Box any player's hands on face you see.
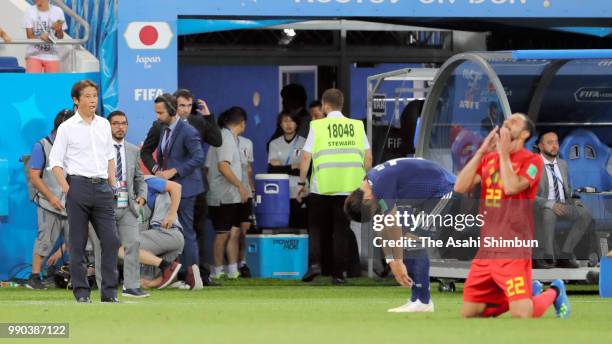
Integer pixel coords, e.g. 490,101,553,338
497,126,511,157
389,260,413,288
478,126,499,155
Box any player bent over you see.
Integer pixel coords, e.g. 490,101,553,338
345,157,458,313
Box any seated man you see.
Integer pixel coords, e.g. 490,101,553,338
534,131,592,269
135,176,185,289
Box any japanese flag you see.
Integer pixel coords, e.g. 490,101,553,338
124,22,173,50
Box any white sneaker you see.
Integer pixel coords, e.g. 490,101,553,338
388,299,434,313
169,281,190,290
227,271,240,279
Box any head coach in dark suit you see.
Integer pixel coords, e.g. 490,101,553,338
152,93,205,289
534,131,592,269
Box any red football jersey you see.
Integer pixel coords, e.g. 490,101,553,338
476,148,543,256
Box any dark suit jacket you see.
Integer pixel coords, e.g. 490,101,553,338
156,119,205,198
141,114,221,174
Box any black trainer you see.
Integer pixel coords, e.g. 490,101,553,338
239,264,252,278
122,288,150,298
26,277,47,290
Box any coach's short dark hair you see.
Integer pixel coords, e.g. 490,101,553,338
173,89,194,101
108,110,127,124
322,89,344,111
218,106,247,127
71,79,99,100
155,93,177,117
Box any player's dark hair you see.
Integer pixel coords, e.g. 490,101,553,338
155,93,177,117
107,110,127,124
518,113,535,140
218,106,247,128
53,109,74,132
276,109,301,129
344,188,366,222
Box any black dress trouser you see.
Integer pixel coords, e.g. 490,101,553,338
307,193,359,278
66,176,120,300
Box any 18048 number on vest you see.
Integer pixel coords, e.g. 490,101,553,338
327,123,355,139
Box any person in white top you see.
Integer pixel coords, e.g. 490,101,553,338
23,0,67,73
267,110,308,228
534,131,591,269
49,79,121,303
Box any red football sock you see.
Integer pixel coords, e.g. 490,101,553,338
532,289,556,318
481,302,509,317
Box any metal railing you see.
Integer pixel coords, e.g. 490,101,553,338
0,0,90,46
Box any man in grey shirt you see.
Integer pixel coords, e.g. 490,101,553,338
206,107,249,279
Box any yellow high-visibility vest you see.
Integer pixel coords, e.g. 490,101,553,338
311,117,365,194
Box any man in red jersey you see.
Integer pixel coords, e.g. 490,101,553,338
454,113,570,319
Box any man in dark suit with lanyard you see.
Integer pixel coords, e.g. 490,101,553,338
141,89,221,286
152,93,206,290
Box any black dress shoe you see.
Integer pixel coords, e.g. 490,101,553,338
332,277,348,285
76,296,92,303
101,297,122,303
557,252,580,268
556,258,580,269
533,259,555,269
202,276,221,287
302,265,321,282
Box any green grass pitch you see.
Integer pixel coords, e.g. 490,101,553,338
0,278,610,343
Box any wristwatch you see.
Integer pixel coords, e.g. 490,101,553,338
297,181,306,186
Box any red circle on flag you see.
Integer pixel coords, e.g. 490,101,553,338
139,25,158,46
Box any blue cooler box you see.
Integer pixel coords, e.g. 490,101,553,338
600,257,612,298
254,174,290,228
246,234,308,279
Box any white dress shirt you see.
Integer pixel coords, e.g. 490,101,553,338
113,139,127,182
303,111,371,195
49,112,115,179
541,154,566,203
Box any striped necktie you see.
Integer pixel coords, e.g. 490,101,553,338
547,163,561,201
114,144,123,182
162,128,171,170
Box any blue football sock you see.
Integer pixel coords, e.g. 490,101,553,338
404,249,430,304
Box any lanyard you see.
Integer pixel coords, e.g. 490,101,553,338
284,136,299,165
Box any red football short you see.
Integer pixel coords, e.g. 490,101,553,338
463,258,532,304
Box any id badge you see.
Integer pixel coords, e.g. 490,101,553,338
117,181,129,208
